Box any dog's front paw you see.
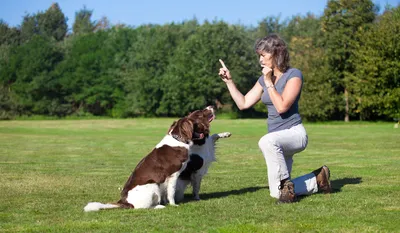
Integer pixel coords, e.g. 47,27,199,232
193,196,201,201
218,132,231,138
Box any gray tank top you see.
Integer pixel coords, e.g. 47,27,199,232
258,68,303,133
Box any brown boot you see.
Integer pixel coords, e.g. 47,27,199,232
278,179,296,203
312,165,332,194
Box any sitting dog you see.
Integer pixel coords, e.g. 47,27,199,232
84,112,214,212
175,106,231,202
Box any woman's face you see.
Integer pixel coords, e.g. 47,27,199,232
258,51,273,69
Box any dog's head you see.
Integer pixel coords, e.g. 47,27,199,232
186,106,215,145
168,107,214,144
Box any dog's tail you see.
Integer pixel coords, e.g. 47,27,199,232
83,202,121,212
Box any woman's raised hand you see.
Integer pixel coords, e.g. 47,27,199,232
218,59,232,83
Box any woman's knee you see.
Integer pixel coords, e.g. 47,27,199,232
258,134,275,151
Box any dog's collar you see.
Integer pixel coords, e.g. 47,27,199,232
171,134,189,144
171,132,205,144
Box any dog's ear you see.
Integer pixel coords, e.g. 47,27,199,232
170,118,194,142
168,121,177,133
180,118,194,140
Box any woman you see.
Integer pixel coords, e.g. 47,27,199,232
218,34,331,203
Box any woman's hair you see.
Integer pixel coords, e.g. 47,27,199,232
254,34,290,72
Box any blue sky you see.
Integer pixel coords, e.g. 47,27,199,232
1,0,399,29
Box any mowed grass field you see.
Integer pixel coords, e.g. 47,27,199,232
0,119,399,232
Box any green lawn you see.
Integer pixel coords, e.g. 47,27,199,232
0,119,399,232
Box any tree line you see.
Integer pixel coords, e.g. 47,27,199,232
0,0,399,121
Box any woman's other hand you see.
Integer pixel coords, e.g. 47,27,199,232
262,66,273,86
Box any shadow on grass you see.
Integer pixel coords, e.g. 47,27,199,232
182,177,362,203
331,177,363,193
182,186,267,203
296,177,363,202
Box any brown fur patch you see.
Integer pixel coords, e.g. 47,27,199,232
119,145,189,203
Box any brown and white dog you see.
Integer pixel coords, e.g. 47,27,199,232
84,113,213,211
175,106,231,202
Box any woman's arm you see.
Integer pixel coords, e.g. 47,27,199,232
226,81,263,110
219,59,262,110
265,77,302,114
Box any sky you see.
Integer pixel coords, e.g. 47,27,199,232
1,0,399,29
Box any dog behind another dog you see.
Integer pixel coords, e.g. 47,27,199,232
175,106,231,202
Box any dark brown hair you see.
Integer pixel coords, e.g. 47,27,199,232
254,34,290,72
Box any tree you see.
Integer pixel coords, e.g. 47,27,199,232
37,3,68,41
0,85,21,119
19,3,67,42
0,20,20,95
158,22,259,116
284,14,338,121
253,16,284,41
99,26,136,117
72,6,95,35
321,0,377,121
55,30,126,116
0,20,20,46
281,13,322,45
94,16,111,31
349,6,400,120
290,37,337,121
20,14,38,42
121,23,192,117
5,35,64,115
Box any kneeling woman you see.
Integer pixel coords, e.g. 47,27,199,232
218,34,331,203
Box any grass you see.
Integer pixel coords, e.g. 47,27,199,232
0,119,399,232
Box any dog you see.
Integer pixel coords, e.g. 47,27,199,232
84,112,213,212
174,106,231,202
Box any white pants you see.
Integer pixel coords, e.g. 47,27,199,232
258,124,318,199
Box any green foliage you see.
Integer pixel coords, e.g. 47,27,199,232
281,13,323,46
73,6,95,35
55,31,119,116
254,15,284,38
0,85,20,119
290,36,338,121
104,27,137,117
19,4,67,42
20,14,38,42
321,0,377,120
0,2,398,121
0,20,20,46
349,6,400,120
37,3,68,41
121,22,197,117
158,22,259,116
5,35,64,116
0,44,14,85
